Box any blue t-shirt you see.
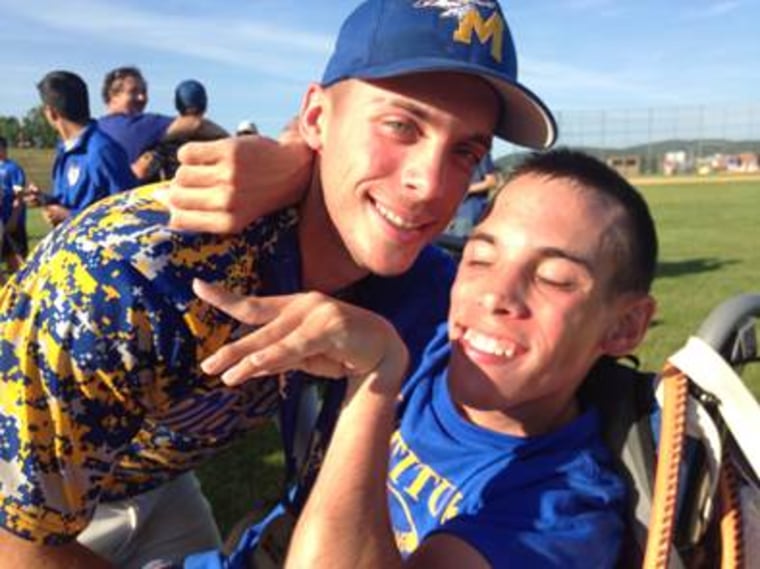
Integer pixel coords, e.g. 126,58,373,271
49,121,137,214
98,112,174,163
389,323,627,568
0,158,26,224
0,185,454,545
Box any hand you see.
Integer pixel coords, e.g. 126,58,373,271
165,132,313,234
193,280,409,391
132,150,161,182
20,184,43,207
41,204,70,227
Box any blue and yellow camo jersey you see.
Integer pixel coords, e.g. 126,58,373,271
0,185,302,544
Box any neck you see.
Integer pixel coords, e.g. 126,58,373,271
58,120,87,145
298,163,368,293
458,396,580,437
447,354,582,437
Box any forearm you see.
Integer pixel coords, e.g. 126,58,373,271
165,116,228,141
0,529,114,569
286,360,406,569
196,119,229,140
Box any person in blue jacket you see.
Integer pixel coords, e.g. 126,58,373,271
0,136,28,272
23,70,137,227
196,149,658,569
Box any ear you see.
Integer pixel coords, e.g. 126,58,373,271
42,105,58,124
601,294,656,357
297,83,329,151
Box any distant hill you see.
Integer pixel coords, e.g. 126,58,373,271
494,138,760,174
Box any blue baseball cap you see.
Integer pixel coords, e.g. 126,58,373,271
321,0,556,149
175,79,208,115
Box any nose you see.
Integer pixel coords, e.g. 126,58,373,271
478,265,529,318
400,142,447,201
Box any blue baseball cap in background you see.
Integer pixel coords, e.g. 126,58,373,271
175,79,208,115
321,0,556,149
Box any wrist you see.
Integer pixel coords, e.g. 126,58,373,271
347,340,408,401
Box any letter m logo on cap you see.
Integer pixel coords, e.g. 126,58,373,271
453,9,504,62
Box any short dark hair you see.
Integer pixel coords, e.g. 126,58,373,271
174,79,207,116
503,148,658,294
37,70,91,124
0,136,7,150
102,66,145,104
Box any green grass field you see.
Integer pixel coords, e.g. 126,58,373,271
9,149,760,535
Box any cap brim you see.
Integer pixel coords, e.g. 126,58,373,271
483,76,557,150
329,58,557,150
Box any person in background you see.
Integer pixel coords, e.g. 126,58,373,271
148,79,226,180
23,70,137,227
175,79,208,118
0,136,28,275
444,152,500,238
236,120,259,136
98,66,227,182
197,149,657,568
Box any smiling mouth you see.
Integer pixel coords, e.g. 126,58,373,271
373,201,425,231
462,328,519,359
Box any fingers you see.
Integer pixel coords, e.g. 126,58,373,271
213,335,347,386
194,279,314,380
168,210,240,234
199,298,320,379
193,285,401,388
172,164,233,197
167,164,246,232
176,139,229,166
192,279,288,324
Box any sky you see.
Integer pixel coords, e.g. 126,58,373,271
1,0,759,155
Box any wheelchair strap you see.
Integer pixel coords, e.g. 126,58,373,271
668,336,760,480
278,374,347,513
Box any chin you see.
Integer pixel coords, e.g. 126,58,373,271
366,251,418,277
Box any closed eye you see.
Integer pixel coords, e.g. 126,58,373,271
536,275,577,291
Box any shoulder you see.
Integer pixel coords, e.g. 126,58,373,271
87,124,128,154
140,112,174,131
98,112,172,132
97,113,128,129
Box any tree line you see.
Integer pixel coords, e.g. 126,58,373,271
0,106,59,148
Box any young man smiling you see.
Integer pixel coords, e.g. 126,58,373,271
0,1,554,567
195,149,658,568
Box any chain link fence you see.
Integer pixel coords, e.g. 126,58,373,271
499,102,760,176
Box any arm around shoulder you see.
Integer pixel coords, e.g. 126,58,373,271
165,115,228,141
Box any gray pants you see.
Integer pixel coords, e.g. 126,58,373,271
77,471,223,568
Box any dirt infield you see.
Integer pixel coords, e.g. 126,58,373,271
629,173,760,186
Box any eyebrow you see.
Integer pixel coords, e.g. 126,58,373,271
467,231,594,272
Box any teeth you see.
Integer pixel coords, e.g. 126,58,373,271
374,202,419,230
463,329,517,358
